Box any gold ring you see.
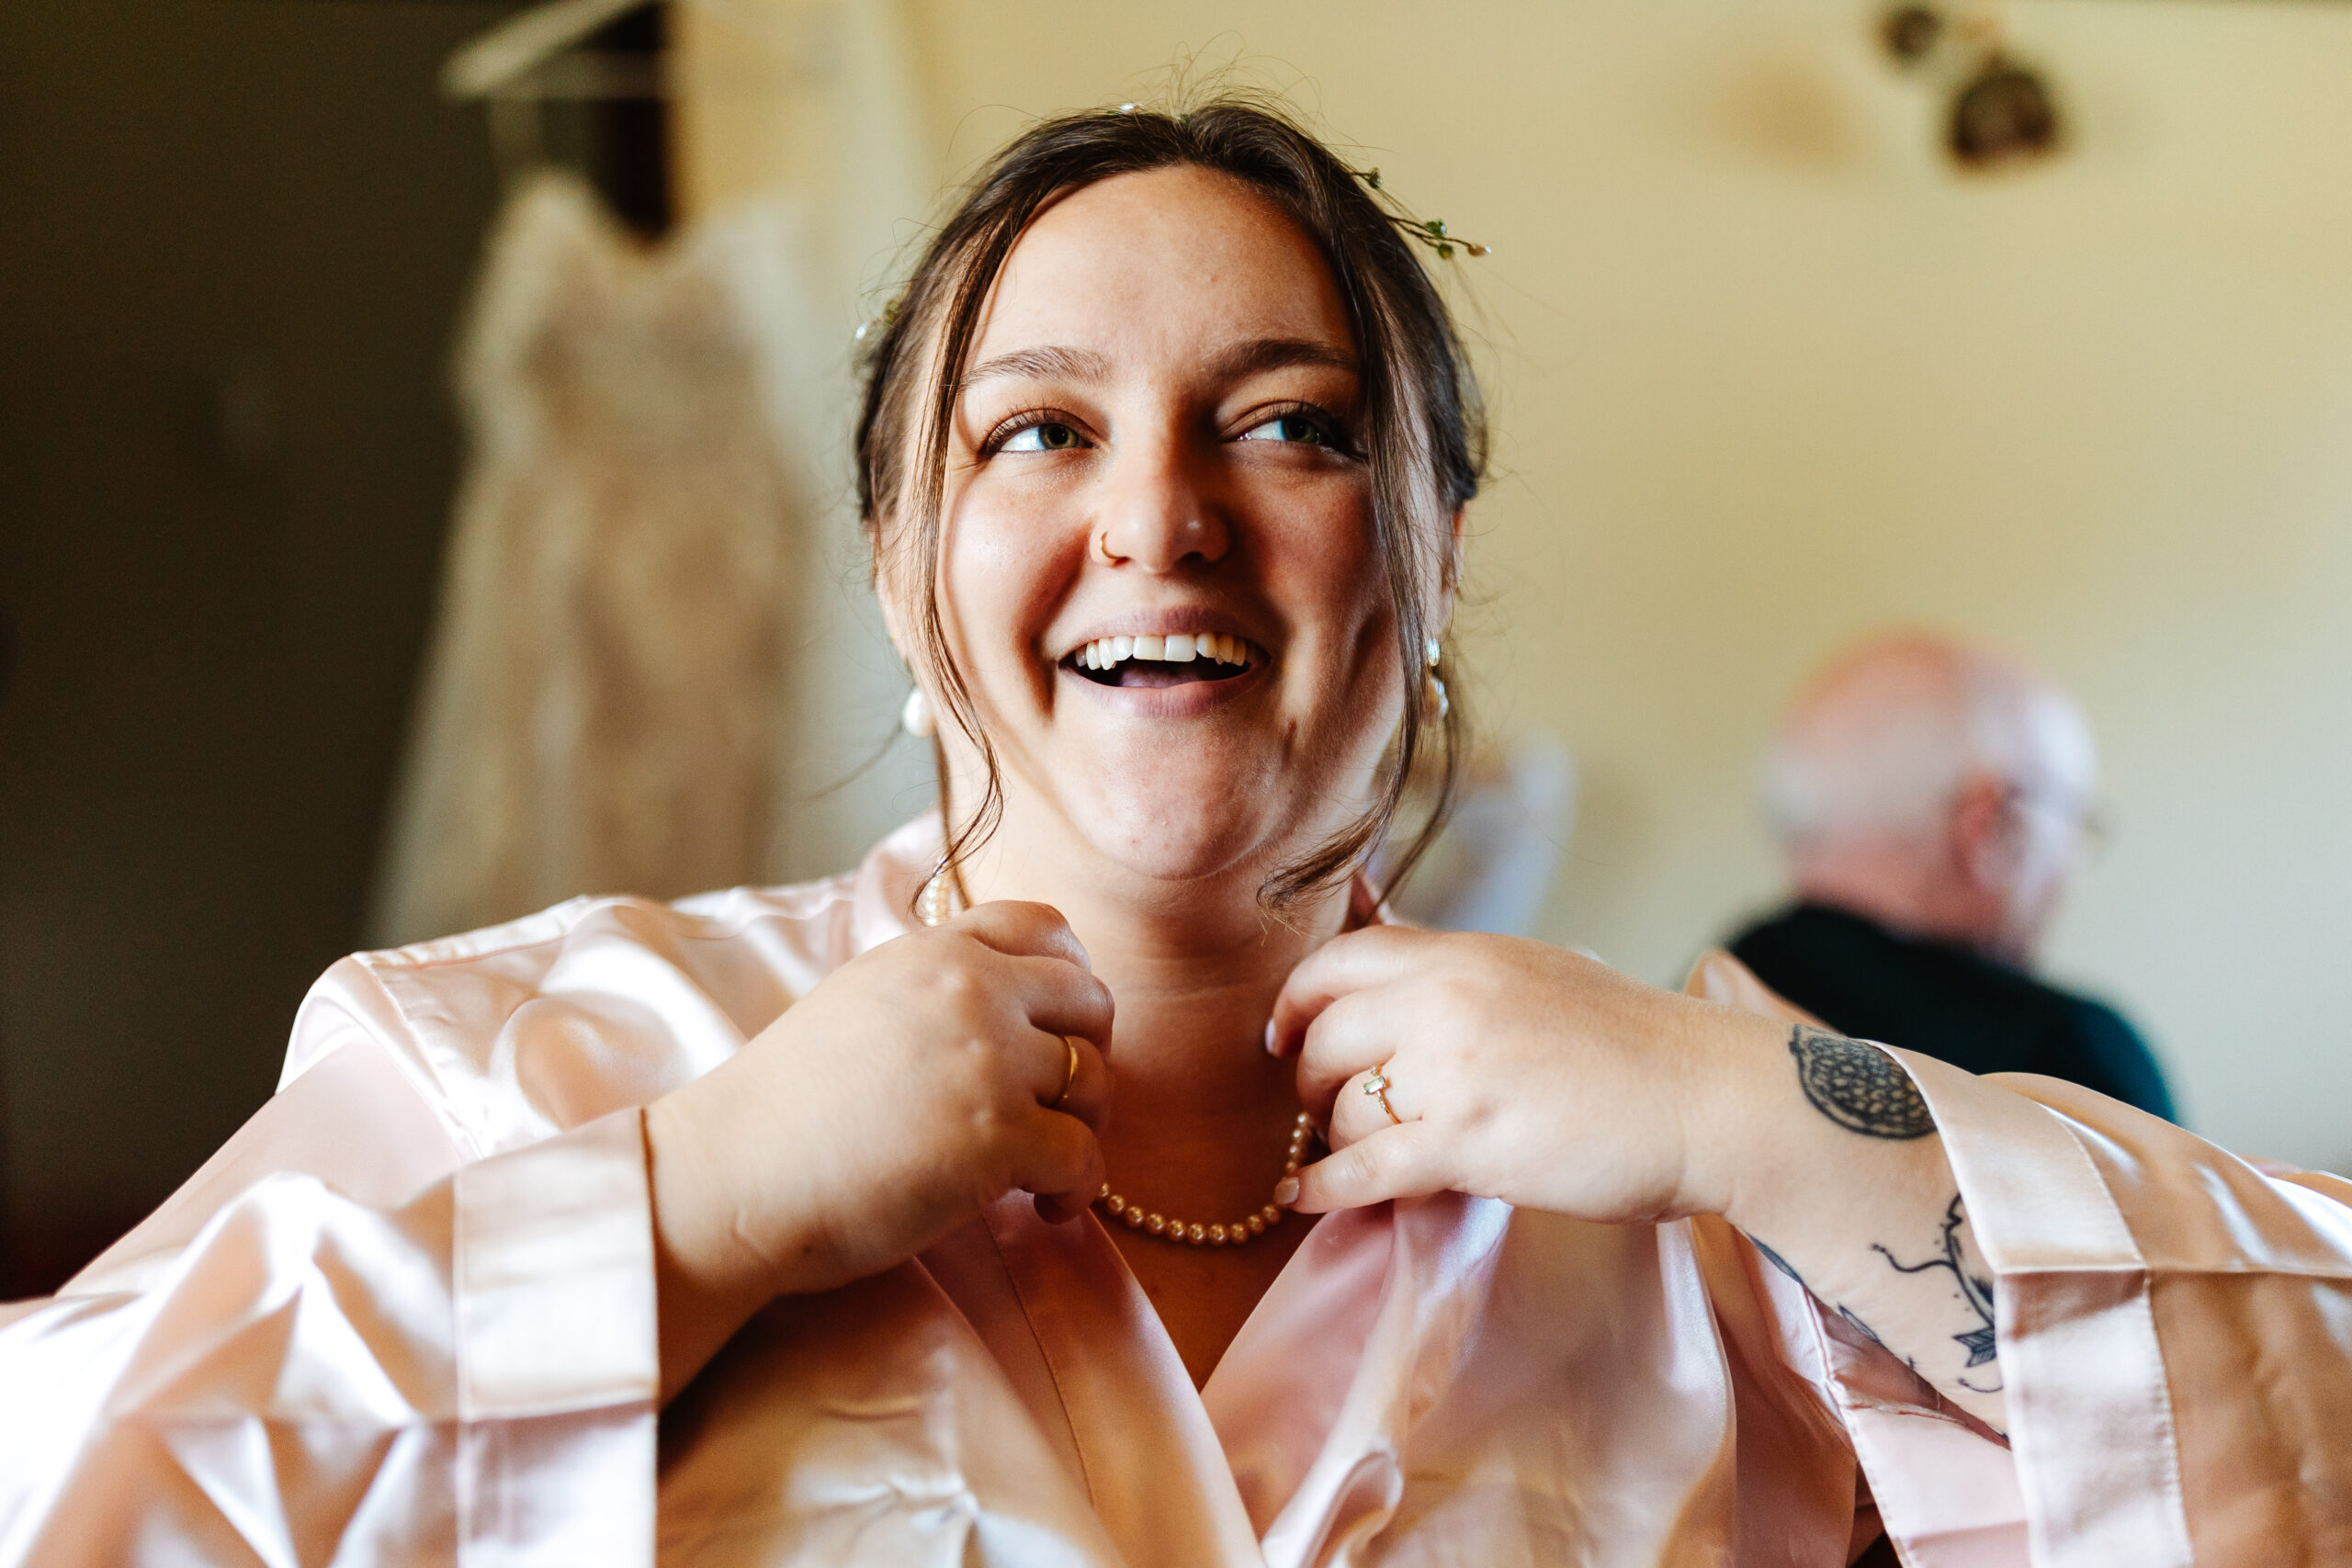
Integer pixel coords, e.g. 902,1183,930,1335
1362,1067,1401,1125
1054,1038,1081,1107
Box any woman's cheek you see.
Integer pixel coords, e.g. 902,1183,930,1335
941,496,1075,692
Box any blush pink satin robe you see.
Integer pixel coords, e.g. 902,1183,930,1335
3,818,2347,1565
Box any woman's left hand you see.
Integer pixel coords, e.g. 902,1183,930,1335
1268,927,1779,1223
1275,926,2011,1433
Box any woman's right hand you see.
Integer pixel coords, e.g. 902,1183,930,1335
644,901,1113,1395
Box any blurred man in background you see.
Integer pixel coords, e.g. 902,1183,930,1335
1728,632,2176,1118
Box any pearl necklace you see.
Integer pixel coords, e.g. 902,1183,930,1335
917,868,1314,1247
1097,1112,1315,1247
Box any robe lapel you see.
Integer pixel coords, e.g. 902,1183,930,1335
975,1197,1269,1567
1209,1194,1510,1565
654,1258,1125,1565
1217,1197,1748,1567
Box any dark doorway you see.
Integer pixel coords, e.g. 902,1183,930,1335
0,0,513,1294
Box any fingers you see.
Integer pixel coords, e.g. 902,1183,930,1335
951,900,1091,969
1269,925,1432,1057
1286,1122,1450,1213
1291,988,1408,1124
996,952,1114,1048
1325,1060,1412,1150
931,904,1114,1051
1012,1108,1105,1225
1043,1032,1112,1134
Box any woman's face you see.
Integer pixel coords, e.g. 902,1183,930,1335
898,164,1422,895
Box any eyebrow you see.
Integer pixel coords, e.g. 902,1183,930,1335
956,336,1359,393
958,345,1113,391
1204,336,1359,381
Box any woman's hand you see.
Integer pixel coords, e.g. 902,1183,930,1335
646,901,1113,1397
1268,927,1779,1223
1271,925,2010,1431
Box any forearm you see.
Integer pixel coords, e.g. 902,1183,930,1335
1702,1023,2007,1432
646,1092,800,1403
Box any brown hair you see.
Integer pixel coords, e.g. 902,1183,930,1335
854,97,1485,911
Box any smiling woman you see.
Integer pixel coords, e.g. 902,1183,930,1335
2,97,2350,1568
854,105,1477,914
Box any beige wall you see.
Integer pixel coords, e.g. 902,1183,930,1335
687,1,2352,1169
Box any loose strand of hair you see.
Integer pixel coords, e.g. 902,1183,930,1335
909,193,1046,912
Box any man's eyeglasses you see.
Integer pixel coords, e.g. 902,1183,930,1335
2002,782,2112,863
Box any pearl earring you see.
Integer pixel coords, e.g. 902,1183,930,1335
1421,638,1450,723
901,686,936,739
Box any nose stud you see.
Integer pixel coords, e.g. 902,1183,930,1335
1094,522,1207,566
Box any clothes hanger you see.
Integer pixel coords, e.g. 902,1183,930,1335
445,0,693,231
442,0,784,102
442,0,797,231
445,0,666,103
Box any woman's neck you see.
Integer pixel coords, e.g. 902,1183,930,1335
956,829,1348,1220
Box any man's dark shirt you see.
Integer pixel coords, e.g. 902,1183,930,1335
1728,902,2176,1121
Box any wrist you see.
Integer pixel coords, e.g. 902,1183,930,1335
647,1090,792,1306
1668,1004,1791,1221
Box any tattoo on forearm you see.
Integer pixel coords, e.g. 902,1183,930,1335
1747,1234,1898,1357
1875,1194,2001,1388
1749,1235,1804,1285
1837,1304,1884,1346
1789,1026,1935,1139
1751,1041,2000,1410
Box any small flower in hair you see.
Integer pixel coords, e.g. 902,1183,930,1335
1351,166,1489,259
1413,218,1491,261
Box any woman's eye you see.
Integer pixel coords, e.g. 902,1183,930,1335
1238,412,1330,446
1000,421,1085,453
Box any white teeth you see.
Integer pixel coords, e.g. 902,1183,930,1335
1073,633,1250,670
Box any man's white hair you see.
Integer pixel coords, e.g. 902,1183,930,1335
1762,633,2095,848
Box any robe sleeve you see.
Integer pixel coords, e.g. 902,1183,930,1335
0,1036,661,1565
1901,1051,2352,1568
1685,949,2352,1568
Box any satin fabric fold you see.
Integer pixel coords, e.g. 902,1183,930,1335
2,819,2346,1564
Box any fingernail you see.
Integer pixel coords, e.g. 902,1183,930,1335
1273,1177,1300,1207
1263,1021,1280,1055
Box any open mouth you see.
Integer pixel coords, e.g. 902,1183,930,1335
1062,632,1260,689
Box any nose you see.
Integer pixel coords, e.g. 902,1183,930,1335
1093,433,1230,572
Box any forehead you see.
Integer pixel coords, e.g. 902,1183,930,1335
971,164,1354,367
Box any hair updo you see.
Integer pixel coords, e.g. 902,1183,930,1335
854,96,1486,910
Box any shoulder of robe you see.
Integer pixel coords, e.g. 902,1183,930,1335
280,873,863,1157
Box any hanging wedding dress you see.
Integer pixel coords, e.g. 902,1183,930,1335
371,175,828,945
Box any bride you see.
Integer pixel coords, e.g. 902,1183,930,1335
3,99,2345,1566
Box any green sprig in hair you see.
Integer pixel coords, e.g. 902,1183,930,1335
1352,168,1491,260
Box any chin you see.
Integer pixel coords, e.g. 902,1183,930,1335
1064,777,1325,893
1082,803,1276,887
